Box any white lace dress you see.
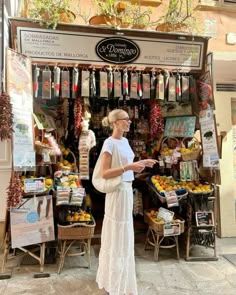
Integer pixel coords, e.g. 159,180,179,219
96,137,137,295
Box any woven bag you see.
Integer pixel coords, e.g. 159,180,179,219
92,143,122,194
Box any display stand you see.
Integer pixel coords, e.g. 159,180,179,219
185,169,218,261
144,226,180,261
57,218,96,274
0,211,12,280
1,193,54,278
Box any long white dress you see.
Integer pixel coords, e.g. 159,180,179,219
96,137,137,295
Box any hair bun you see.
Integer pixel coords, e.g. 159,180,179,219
102,117,109,127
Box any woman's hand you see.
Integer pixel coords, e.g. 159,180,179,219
125,162,145,173
140,159,158,168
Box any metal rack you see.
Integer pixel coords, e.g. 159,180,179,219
185,185,218,261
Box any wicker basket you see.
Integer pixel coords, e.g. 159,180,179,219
144,209,185,234
57,217,96,240
57,149,78,172
181,137,201,161
146,180,188,203
160,137,179,157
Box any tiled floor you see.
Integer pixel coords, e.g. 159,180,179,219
0,234,236,295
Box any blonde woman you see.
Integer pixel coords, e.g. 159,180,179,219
96,109,157,295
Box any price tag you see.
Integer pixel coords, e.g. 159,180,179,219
159,160,164,167
24,178,45,193
195,211,214,227
163,223,181,236
157,207,174,222
164,190,179,208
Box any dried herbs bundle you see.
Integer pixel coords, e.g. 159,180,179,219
0,92,14,141
6,171,22,209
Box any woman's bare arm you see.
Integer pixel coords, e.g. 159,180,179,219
100,152,146,179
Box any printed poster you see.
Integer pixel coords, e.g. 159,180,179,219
6,48,33,112
164,116,196,137
6,48,35,170
13,109,35,169
10,195,55,248
200,109,219,168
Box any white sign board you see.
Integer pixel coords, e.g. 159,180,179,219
10,195,55,248
17,27,205,71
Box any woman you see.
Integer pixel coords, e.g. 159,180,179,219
96,109,157,295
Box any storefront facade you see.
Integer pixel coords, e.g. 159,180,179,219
0,0,236,239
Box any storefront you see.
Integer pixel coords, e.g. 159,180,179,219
0,17,223,270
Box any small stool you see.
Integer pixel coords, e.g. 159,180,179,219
57,221,95,274
57,238,91,274
144,226,180,261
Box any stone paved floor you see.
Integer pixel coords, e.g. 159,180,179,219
0,236,236,295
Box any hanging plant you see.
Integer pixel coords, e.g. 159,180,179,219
0,92,14,141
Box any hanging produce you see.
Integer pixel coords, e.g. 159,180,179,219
6,172,22,209
148,100,164,140
0,92,14,141
72,67,79,99
74,96,82,138
33,65,40,98
53,65,61,97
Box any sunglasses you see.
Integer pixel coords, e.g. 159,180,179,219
116,118,131,122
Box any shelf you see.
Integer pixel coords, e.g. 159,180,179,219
195,1,236,13
130,0,162,7
103,0,162,7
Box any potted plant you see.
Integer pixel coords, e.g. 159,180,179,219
28,0,76,29
89,0,122,27
125,4,152,30
155,0,197,33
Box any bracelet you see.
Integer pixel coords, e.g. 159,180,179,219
121,165,125,173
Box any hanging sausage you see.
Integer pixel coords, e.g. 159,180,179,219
72,67,79,99
53,65,61,98
61,69,70,98
42,67,52,99
33,65,40,99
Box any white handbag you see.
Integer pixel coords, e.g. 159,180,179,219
92,143,122,194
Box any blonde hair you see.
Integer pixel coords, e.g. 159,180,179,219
102,109,126,128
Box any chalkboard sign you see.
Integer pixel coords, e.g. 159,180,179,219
195,211,214,227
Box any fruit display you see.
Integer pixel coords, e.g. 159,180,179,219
144,208,185,234
150,175,186,195
57,145,77,171
145,209,182,224
179,146,198,155
160,137,179,156
54,171,81,188
179,137,201,161
65,209,92,223
150,175,212,194
160,146,174,156
20,175,53,192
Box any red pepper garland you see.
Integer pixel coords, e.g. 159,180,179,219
6,172,22,209
0,92,14,141
74,96,82,139
148,100,164,140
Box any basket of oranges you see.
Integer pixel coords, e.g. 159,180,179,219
148,175,188,203
57,213,96,240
